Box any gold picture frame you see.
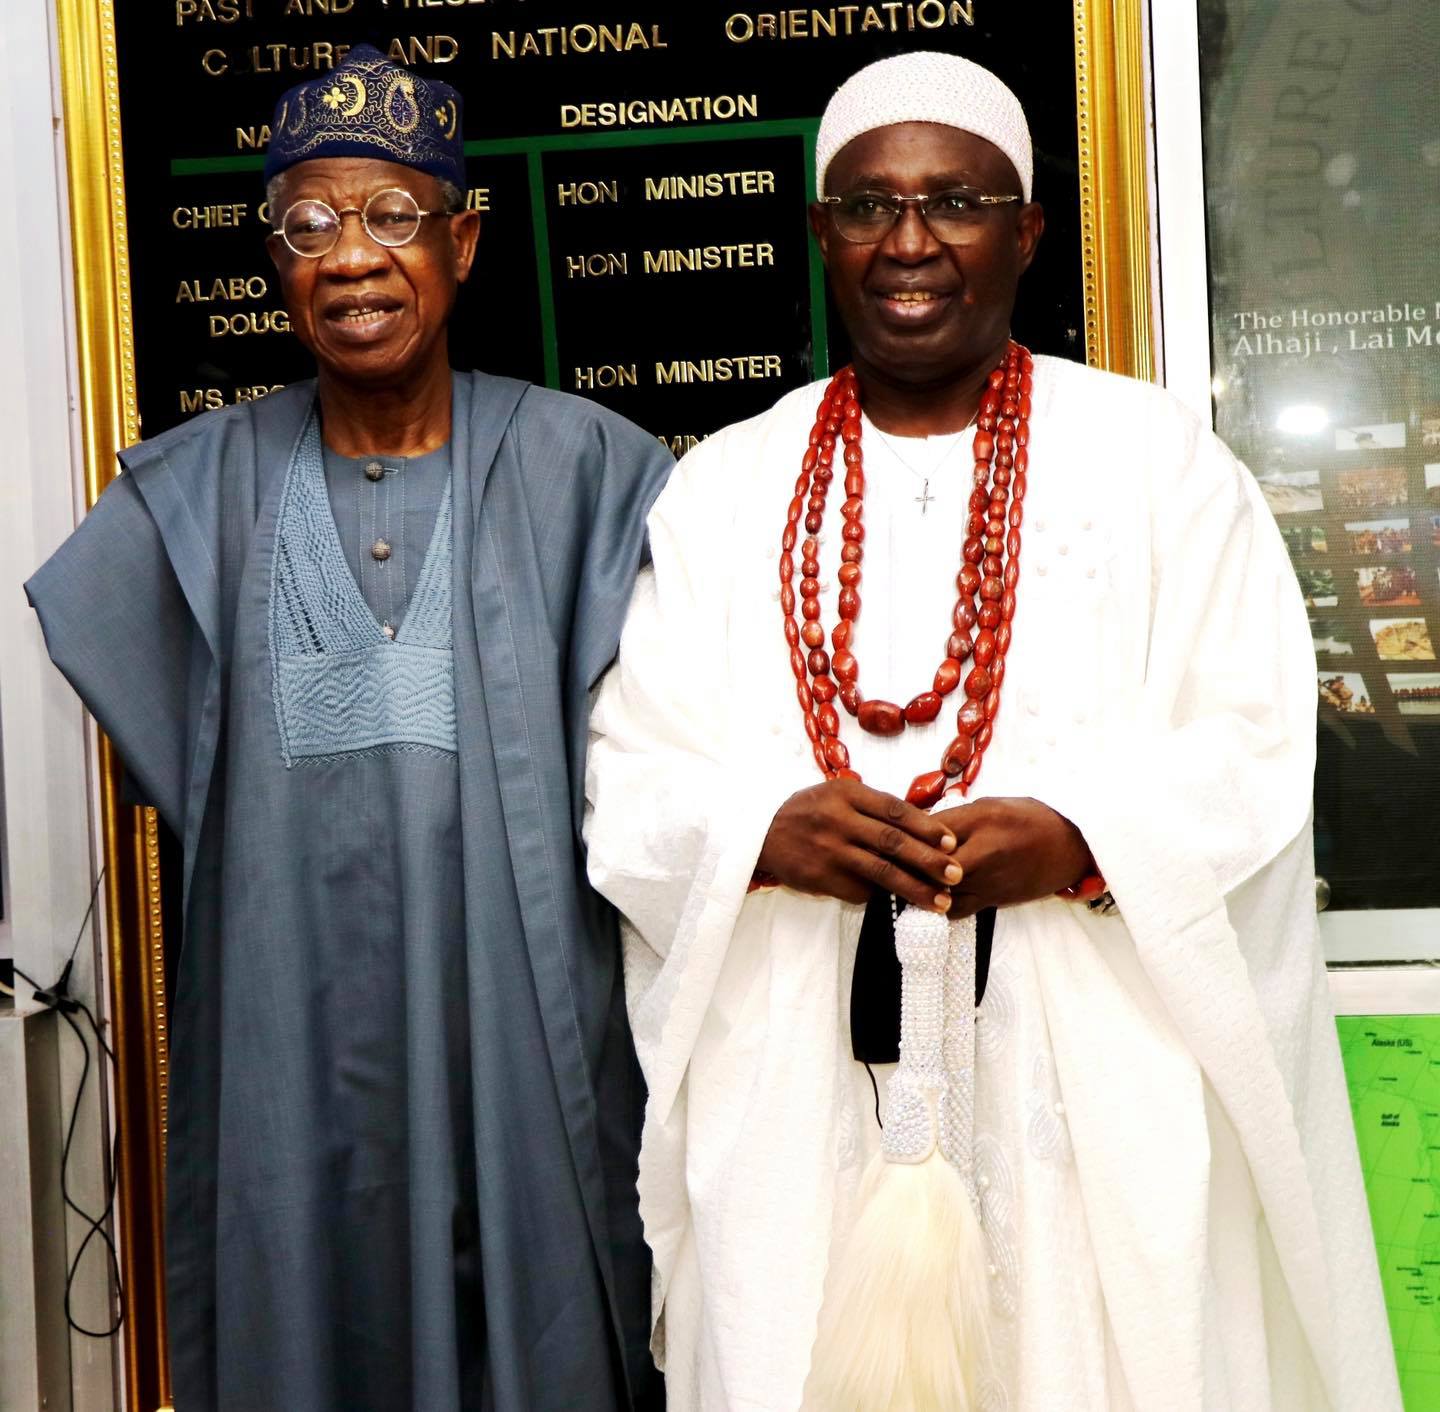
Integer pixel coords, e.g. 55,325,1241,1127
53,1,172,1410
51,3,1152,1408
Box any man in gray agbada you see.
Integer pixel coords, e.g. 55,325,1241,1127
27,46,670,1411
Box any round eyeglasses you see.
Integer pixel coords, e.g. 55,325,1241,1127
819,187,1021,245
272,188,452,258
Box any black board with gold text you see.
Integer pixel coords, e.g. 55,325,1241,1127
117,2,1085,452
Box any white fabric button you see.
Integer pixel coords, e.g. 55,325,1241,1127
1054,1101,1066,1116
1057,543,1069,556
978,1174,991,1190
987,1264,999,1279
1034,518,1046,532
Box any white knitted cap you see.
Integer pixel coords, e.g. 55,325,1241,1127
815,52,1033,201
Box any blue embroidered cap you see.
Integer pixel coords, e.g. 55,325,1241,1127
264,45,464,190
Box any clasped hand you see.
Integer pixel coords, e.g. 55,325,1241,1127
755,780,1093,916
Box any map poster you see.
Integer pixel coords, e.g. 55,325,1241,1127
1338,1012,1440,1407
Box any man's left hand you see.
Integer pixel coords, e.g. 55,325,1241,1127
930,797,1095,917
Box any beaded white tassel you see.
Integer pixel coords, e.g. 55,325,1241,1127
803,903,989,1411
940,908,979,1195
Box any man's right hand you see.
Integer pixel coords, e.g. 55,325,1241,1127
754,779,960,912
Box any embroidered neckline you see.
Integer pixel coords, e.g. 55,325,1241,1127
299,417,453,647
269,409,457,767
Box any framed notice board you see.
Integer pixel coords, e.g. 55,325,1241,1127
53,3,1152,1407
113,1,1149,446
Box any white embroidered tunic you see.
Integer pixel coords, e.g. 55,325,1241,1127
584,357,1401,1412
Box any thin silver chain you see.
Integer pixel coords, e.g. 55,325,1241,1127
867,414,976,515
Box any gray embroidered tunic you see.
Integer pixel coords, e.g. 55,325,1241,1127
26,374,673,1412
274,419,456,765
243,410,472,1402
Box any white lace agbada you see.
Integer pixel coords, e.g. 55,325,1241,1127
585,357,1399,1412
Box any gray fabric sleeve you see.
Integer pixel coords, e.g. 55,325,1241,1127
571,408,675,695
25,471,195,831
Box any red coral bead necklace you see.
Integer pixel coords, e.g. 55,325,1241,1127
778,340,1033,811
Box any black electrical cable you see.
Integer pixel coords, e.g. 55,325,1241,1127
62,866,106,978
12,863,124,1340
864,1060,883,1130
74,996,116,1066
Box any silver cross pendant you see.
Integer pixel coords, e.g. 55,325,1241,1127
915,479,934,515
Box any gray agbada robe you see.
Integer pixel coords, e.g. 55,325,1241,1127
27,372,672,1411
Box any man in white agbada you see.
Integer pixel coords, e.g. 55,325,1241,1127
585,52,1400,1412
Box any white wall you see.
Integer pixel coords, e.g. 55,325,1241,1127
0,0,118,1403
1150,0,1213,419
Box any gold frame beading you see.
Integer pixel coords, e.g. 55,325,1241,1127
50,3,1150,1409
1075,0,1155,378
53,1,172,1409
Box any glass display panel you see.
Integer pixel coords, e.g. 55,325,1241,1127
1200,0,1440,915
